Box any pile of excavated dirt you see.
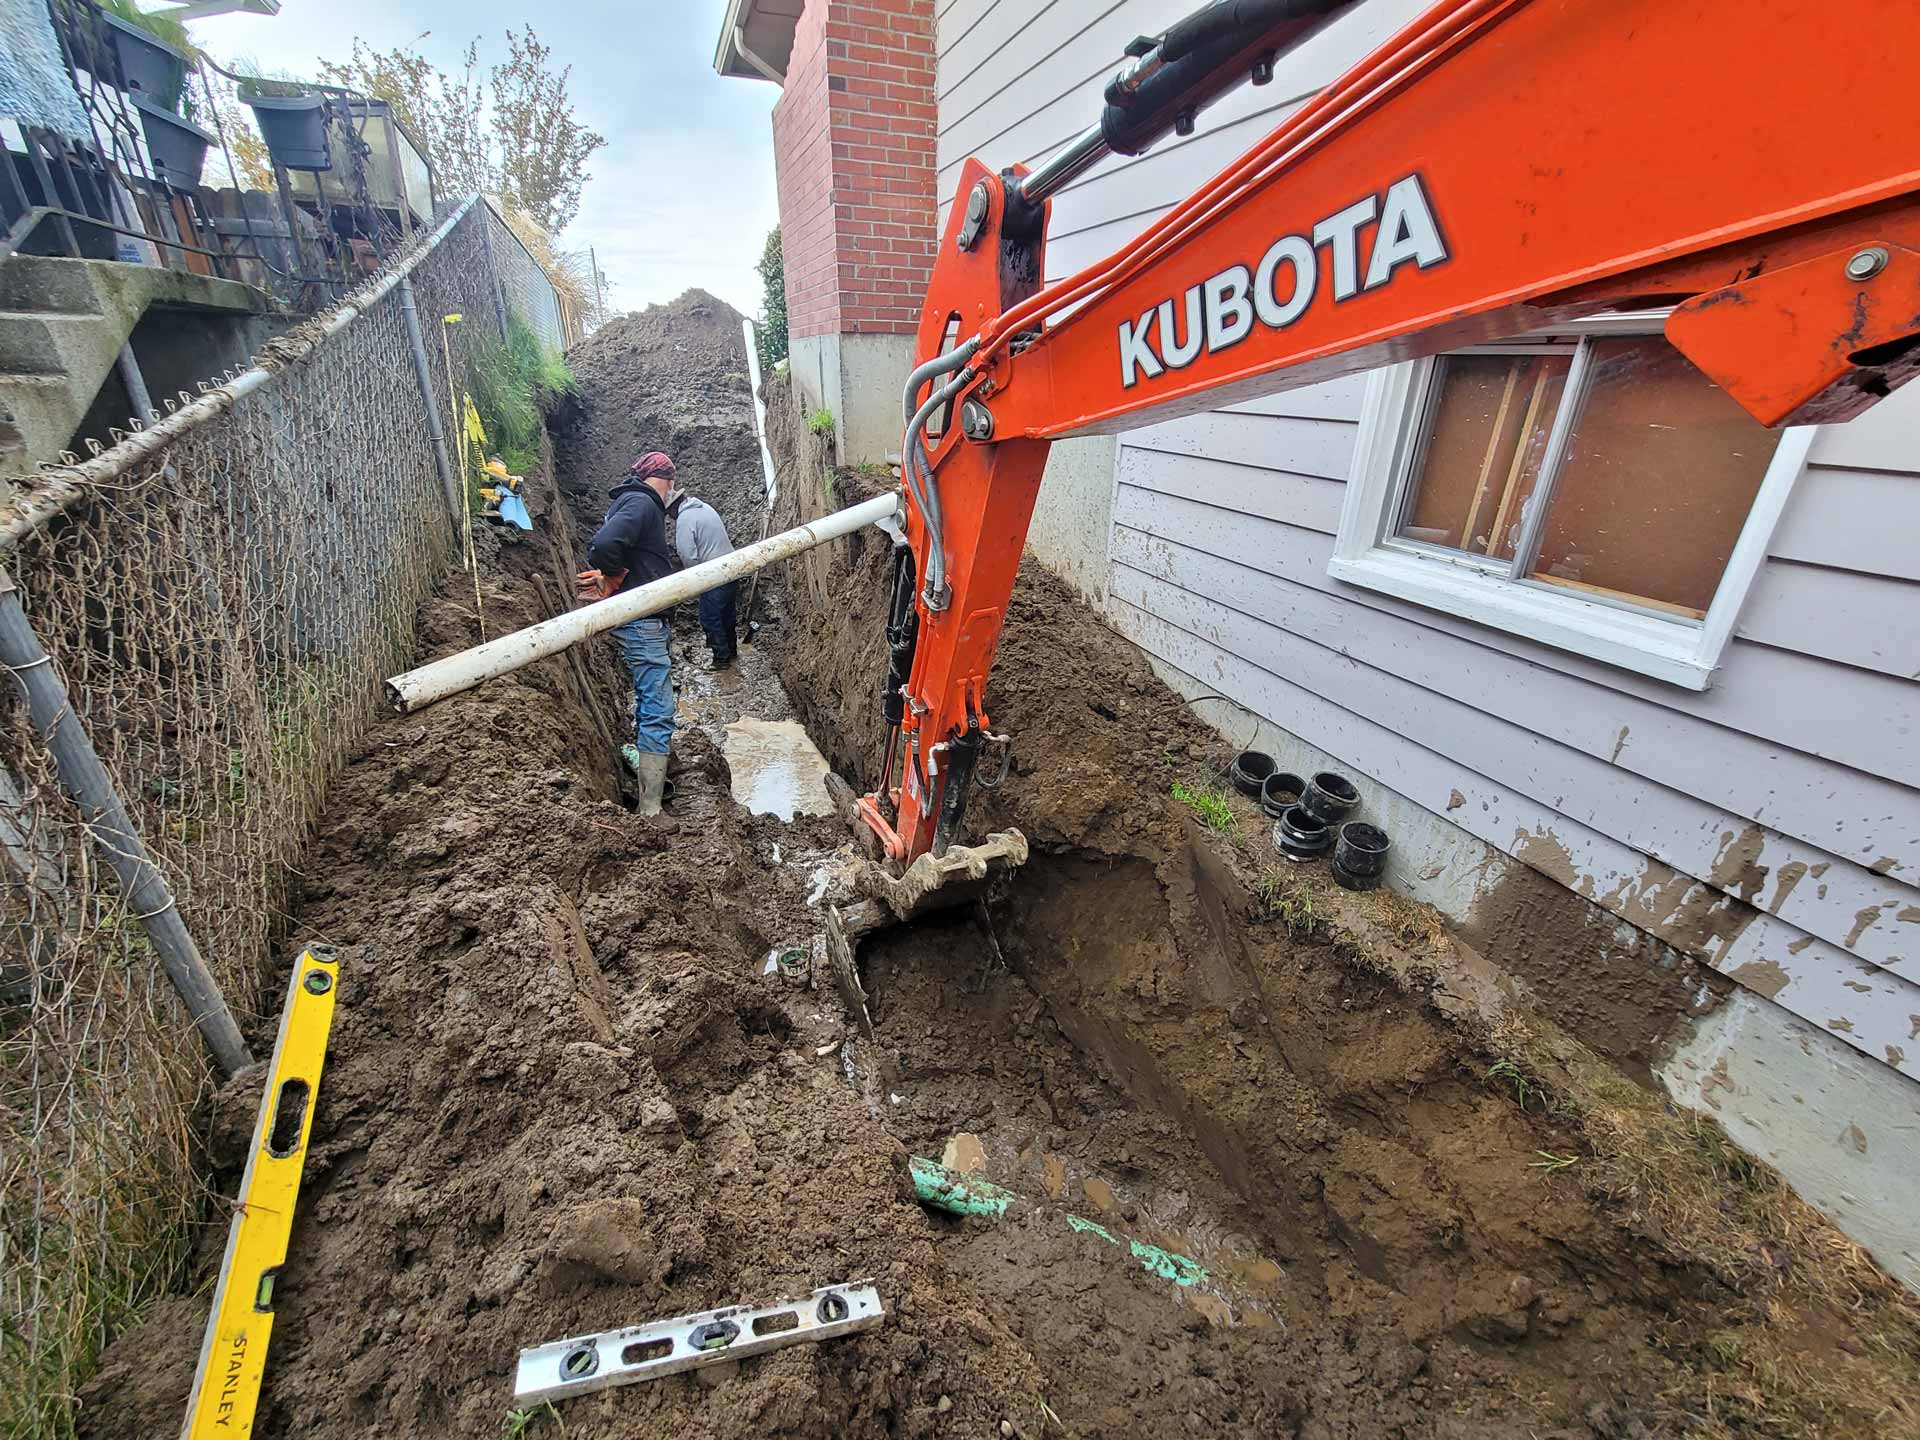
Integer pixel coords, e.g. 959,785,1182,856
552,290,767,553
77,462,1056,1439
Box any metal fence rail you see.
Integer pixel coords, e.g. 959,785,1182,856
0,191,557,1437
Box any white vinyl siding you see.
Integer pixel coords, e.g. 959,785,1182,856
936,0,1920,1079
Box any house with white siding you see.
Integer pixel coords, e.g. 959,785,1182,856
718,0,1920,1289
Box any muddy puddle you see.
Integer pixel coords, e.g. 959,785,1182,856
722,718,835,820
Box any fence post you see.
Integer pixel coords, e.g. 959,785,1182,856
0,567,252,1075
398,275,465,540
475,202,512,339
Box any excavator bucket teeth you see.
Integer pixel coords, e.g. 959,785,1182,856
821,830,1029,1038
865,829,1028,924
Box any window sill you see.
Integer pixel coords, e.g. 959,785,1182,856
1327,546,1717,689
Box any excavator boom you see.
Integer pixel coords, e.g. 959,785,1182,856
858,0,1920,867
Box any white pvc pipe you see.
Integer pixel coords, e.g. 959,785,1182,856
741,316,778,502
385,490,902,713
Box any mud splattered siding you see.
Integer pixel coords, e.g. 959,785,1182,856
933,0,1918,1079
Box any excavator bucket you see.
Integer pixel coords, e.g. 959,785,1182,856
820,830,1027,1036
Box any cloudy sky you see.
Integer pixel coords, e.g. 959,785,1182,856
190,1,782,317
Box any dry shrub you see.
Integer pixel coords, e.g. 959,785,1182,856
501,205,599,328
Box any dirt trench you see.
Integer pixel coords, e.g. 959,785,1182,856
77,316,1917,1440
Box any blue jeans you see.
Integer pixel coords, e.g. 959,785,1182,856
698,580,738,662
610,616,674,754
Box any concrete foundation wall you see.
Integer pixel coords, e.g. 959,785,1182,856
836,332,917,467
1661,993,1920,1293
788,333,833,425
789,330,917,467
1028,436,1119,605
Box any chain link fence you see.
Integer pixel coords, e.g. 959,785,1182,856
0,193,557,1437
483,200,575,352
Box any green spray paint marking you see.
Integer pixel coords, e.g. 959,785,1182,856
912,1158,1209,1288
1066,1214,1209,1287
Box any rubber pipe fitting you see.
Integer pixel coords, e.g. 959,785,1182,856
1272,804,1331,862
1259,771,1305,820
1302,771,1359,823
1332,821,1390,891
1230,750,1276,798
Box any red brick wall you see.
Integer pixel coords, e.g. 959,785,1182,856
772,1,836,339
771,0,938,340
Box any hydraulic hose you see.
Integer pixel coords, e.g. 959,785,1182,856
902,366,979,605
897,341,980,605
1099,0,1358,158
980,0,1511,356
903,339,979,422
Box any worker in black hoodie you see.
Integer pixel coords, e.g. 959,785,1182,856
577,451,677,815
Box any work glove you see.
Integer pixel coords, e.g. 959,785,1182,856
575,568,626,603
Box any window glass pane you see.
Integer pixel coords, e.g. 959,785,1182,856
1527,337,1782,618
1397,354,1570,558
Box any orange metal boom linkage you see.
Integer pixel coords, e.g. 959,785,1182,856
857,0,1920,865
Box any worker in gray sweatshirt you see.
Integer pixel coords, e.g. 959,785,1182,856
665,488,739,668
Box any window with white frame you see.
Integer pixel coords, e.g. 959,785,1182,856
1329,314,1813,689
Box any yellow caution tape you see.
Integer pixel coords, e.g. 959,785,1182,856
463,394,488,449
180,946,340,1440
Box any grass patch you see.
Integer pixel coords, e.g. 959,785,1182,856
502,1403,564,1437
1484,1057,1539,1110
806,406,835,438
1171,779,1234,832
1252,867,1321,938
467,316,576,478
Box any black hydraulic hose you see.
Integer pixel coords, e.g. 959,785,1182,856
876,544,919,806
1101,0,1361,157
1161,0,1343,60
883,546,919,730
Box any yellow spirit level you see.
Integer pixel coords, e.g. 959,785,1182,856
180,945,340,1439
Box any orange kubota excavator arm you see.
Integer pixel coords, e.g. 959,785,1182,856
857,0,1920,866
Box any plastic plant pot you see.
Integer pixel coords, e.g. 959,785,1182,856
97,12,188,108
1258,771,1305,820
1332,822,1390,892
1272,804,1330,862
1229,750,1276,798
1301,771,1359,823
131,97,214,188
245,93,332,171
